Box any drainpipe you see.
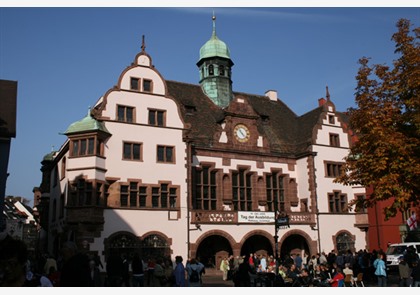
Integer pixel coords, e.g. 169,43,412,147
186,140,192,258
311,152,322,254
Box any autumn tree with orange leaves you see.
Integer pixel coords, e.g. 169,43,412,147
335,19,420,220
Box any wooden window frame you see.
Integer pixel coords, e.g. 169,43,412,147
143,79,153,92
328,191,348,213
70,136,100,157
325,161,344,178
123,141,143,161
117,104,135,123
329,133,340,147
157,145,175,163
266,172,285,212
232,169,253,211
130,77,140,91
148,109,166,127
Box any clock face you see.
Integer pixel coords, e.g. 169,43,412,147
234,124,250,143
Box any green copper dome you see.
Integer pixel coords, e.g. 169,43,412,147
199,16,231,60
63,108,110,135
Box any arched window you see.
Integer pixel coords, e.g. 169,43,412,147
142,234,170,258
336,232,355,253
209,65,214,76
219,65,225,76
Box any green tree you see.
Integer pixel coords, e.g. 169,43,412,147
335,19,420,219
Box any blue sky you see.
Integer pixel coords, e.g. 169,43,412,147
1,6,419,205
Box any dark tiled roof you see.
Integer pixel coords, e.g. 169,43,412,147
166,80,326,156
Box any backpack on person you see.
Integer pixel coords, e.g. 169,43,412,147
189,268,200,282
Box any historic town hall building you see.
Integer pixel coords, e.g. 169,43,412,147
37,17,368,268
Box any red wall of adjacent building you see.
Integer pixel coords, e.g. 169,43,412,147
367,186,404,251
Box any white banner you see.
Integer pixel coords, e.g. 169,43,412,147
238,211,275,223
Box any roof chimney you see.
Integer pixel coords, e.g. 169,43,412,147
265,90,277,101
318,98,327,106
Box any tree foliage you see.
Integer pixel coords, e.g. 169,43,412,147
335,19,420,220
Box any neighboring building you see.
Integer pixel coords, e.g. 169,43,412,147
2,196,39,252
0,79,17,236
38,17,369,268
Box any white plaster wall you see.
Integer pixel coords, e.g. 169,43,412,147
103,91,183,128
315,124,350,149
296,157,310,200
103,122,186,184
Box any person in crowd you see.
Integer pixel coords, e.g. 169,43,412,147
296,267,313,287
121,253,130,287
88,259,102,287
162,257,174,287
186,257,205,287
233,259,251,287
0,235,28,287
173,255,186,287
294,253,303,270
59,241,91,287
328,266,344,287
411,261,420,287
106,251,124,287
343,262,354,277
373,252,387,287
285,263,300,285
43,253,57,278
131,252,144,287
150,256,165,287
220,257,230,281
398,257,411,287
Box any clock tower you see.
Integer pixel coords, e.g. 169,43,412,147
197,14,234,108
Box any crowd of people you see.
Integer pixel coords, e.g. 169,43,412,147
1,233,420,287
224,248,420,287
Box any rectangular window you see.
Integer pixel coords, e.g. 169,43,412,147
329,133,340,147
169,188,177,208
232,169,253,211
120,185,128,207
139,186,147,207
266,172,285,212
143,79,152,92
129,182,138,207
148,109,166,126
193,166,217,210
71,137,97,157
123,142,142,161
325,162,344,178
328,115,335,124
157,145,174,163
117,105,134,123
328,191,348,213
130,77,140,90
152,187,160,208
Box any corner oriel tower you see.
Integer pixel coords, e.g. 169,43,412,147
197,14,234,108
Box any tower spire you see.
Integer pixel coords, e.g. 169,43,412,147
141,35,146,53
326,85,330,101
212,11,216,37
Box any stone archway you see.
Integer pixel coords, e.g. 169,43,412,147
192,230,236,268
278,229,317,260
